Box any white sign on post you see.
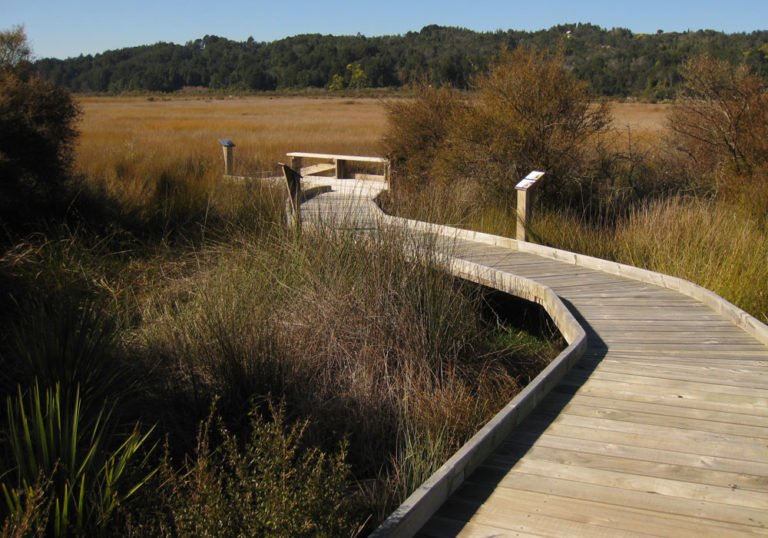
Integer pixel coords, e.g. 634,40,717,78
515,170,545,190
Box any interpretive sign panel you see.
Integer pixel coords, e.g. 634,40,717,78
515,170,545,190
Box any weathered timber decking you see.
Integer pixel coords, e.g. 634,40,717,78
296,179,768,537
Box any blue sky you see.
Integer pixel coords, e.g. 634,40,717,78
4,0,767,60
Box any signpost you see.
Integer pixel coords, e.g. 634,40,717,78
219,139,235,176
515,171,545,242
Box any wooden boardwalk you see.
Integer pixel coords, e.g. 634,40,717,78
297,180,768,537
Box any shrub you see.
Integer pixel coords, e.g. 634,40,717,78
439,47,612,208
668,53,768,195
383,48,621,217
0,26,81,233
382,82,467,195
145,402,359,537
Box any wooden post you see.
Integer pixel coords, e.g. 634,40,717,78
280,162,302,231
219,139,235,175
384,159,391,186
290,155,303,176
516,188,533,242
515,171,545,242
334,158,346,179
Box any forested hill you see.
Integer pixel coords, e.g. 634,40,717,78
34,23,768,98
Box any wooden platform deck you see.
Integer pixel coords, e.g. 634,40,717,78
297,181,768,537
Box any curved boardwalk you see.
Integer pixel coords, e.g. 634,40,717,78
298,180,768,537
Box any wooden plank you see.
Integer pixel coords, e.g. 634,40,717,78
501,429,768,478
545,391,768,428
591,359,768,387
580,370,768,398
575,312,727,321
586,324,746,336
539,400,768,439
498,439,768,492
602,343,767,352
558,297,707,308
464,469,768,529
449,483,762,537
300,162,336,175
418,515,542,538
582,350,768,362
555,377,768,414
286,151,388,163
435,496,658,537
490,458,768,509
595,334,759,345
517,417,768,461
571,305,725,315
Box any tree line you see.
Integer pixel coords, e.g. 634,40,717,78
34,23,768,98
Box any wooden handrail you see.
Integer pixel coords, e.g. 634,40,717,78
286,151,388,163
286,152,390,183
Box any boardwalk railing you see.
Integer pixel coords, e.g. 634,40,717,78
286,152,390,183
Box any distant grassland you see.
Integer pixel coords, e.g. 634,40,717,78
76,96,668,173
76,96,389,178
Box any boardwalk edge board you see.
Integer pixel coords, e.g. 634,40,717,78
371,217,588,538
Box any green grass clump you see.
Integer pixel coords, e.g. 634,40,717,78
3,382,156,536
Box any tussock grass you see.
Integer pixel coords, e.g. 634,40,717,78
529,198,768,321
75,96,387,179
133,226,559,523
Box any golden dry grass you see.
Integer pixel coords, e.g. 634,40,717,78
76,96,389,178
75,97,667,177
610,102,669,133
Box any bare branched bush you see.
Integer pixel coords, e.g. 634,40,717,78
669,54,768,195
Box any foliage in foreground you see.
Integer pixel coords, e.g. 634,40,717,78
133,403,359,537
2,383,156,536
